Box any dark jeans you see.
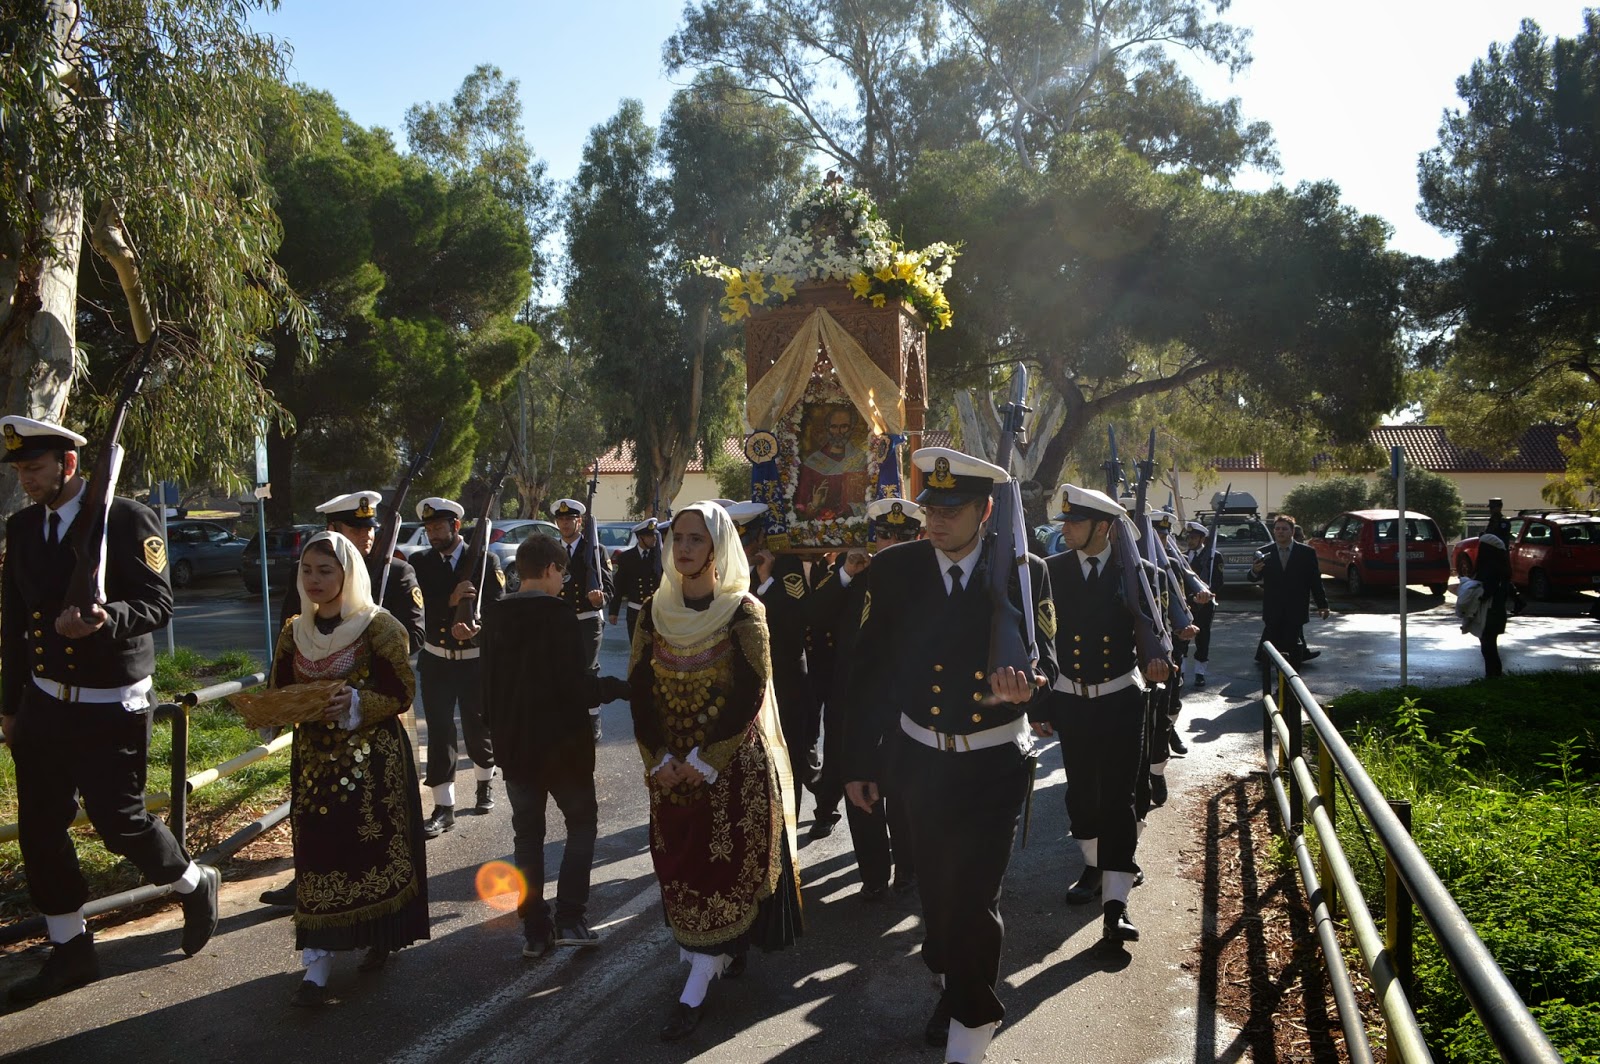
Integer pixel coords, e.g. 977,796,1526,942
898,732,1031,1028
13,689,189,914
507,770,599,934
1481,633,1503,678
1052,686,1146,872
418,653,493,789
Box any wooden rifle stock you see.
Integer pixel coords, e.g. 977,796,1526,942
373,418,444,601
451,445,515,627
66,335,162,611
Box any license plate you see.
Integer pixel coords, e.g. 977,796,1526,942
1406,551,1424,559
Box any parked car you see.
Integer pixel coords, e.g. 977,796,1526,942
240,524,323,594
1311,509,1451,596
1452,510,1600,600
596,520,636,561
165,519,249,588
487,519,560,590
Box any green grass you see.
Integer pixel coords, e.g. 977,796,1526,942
1,649,288,924
1324,674,1600,1062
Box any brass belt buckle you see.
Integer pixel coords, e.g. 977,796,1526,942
943,732,956,752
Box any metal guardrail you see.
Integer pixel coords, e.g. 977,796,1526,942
0,671,293,944
1259,643,1563,1064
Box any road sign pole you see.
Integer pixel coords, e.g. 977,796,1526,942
1393,445,1407,687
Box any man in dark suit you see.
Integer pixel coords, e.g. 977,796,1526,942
0,415,219,1003
1183,521,1220,688
551,498,613,742
607,517,662,644
844,447,1058,1064
1042,485,1171,945
1250,512,1329,670
277,490,424,650
413,496,505,837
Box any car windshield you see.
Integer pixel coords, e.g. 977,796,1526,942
1375,518,1440,543
1559,522,1599,545
597,526,632,547
1216,517,1269,542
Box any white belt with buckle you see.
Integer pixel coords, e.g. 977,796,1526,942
575,610,602,621
1056,668,1143,699
626,602,643,612
423,644,480,661
33,674,153,708
900,713,1029,754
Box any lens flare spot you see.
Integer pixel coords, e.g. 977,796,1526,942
474,860,526,912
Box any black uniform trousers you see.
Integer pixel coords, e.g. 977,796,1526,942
898,732,1031,1028
13,688,189,914
622,605,641,646
1191,601,1214,662
577,615,604,674
845,789,914,890
812,692,846,820
418,653,493,788
1052,685,1145,873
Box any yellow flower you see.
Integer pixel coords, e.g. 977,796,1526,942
848,272,872,298
725,275,748,301
870,293,887,308
772,275,796,300
873,265,895,284
893,253,918,281
745,274,767,305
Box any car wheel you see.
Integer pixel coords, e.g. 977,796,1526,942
171,559,193,589
1530,568,1552,602
1455,554,1474,578
1428,583,1447,596
1347,566,1364,596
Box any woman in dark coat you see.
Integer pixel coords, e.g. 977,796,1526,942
1473,534,1520,678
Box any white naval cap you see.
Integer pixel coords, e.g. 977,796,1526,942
723,501,769,526
316,490,382,527
631,517,661,534
1056,484,1126,521
867,497,924,523
551,498,587,518
1185,520,1209,536
912,446,1008,506
417,497,465,520
0,415,87,461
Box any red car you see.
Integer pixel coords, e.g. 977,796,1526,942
1452,510,1600,600
1312,510,1451,596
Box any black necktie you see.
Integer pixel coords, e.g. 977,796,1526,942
947,563,963,596
47,512,60,548
1086,555,1100,588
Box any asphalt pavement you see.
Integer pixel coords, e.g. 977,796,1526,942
2,578,1595,1062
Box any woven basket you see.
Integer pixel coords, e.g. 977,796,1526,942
228,681,346,728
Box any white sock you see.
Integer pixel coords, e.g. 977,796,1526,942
1077,837,1098,868
45,910,86,944
1137,817,1148,839
301,948,334,986
171,861,203,894
432,783,455,808
946,1019,997,1063
1150,761,1167,776
473,765,494,783
589,707,601,717
1195,660,1207,677
1103,870,1137,905
678,950,729,1007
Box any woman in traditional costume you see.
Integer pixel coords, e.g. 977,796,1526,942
629,502,803,1042
273,531,428,1005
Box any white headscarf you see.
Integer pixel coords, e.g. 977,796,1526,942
651,501,752,649
292,530,384,661
1479,534,1506,551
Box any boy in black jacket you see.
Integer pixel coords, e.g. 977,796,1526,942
482,535,629,958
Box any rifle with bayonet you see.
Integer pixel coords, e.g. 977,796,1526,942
1103,426,1124,500
453,445,515,628
66,334,163,611
373,418,444,602
986,364,1036,677
1133,428,1156,519
582,458,603,604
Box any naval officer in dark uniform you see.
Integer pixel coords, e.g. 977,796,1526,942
1041,485,1171,945
1183,520,1220,689
608,516,662,643
412,496,505,837
551,498,613,741
1,415,219,1003
277,490,424,651
844,447,1058,1064
727,500,818,817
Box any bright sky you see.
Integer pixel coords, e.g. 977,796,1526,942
257,0,1594,261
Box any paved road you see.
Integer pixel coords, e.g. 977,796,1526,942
2,580,1595,1061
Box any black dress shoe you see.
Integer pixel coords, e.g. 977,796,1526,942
892,872,918,895
421,806,455,840
806,816,837,840
1302,648,1321,661
924,996,951,1047
1168,727,1188,755
1150,775,1168,807
357,946,389,972
590,715,604,743
1192,673,1206,689
1065,866,1101,905
660,1001,703,1042
290,979,329,1007
1134,866,1145,888
1102,901,1140,943
475,780,496,813
857,883,889,903
725,954,747,979
7,932,100,1003
259,880,296,907
181,865,221,956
